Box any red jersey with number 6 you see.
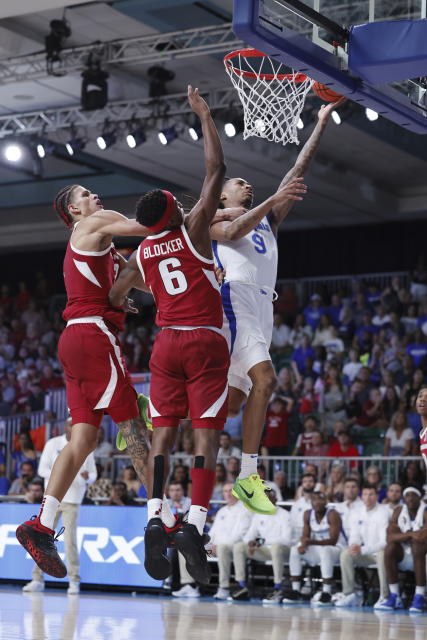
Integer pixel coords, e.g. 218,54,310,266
62,237,125,331
137,225,223,328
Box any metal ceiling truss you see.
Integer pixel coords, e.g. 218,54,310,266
0,87,238,137
0,23,243,84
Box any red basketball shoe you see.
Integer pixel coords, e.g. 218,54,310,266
16,516,67,578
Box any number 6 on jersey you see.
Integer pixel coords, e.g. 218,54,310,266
159,257,188,295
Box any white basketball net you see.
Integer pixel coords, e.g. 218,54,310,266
224,50,313,146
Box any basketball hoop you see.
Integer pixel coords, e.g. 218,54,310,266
224,48,313,146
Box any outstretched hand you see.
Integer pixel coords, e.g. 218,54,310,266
317,96,346,123
272,177,307,205
187,84,210,118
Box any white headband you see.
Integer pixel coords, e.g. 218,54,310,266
403,487,422,498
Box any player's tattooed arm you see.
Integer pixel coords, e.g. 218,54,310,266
117,418,150,489
210,178,307,242
109,251,150,309
270,96,346,231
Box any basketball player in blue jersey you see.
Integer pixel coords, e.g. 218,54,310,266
210,98,344,515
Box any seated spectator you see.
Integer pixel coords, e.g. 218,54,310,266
289,313,313,347
406,328,427,369
399,460,425,489
303,294,325,331
273,470,295,501
304,431,329,462
382,482,403,517
319,366,347,436
169,464,191,496
383,411,414,457
337,306,355,345
291,473,316,542
217,431,241,463
356,387,387,430
327,431,359,470
231,491,291,603
209,483,253,601
8,461,36,495
270,313,291,352
335,484,389,608
372,303,391,328
292,335,315,376
27,382,45,411
355,312,378,348
294,465,326,498
225,456,240,483
94,427,113,461
261,397,291,457
312,314,335,347
25,478,44,504
401,303,419,335
121,465,141,498
167,481,191,515
85,463,112,503
382,336,404,374
293,415,319,455
14,433,38,475
323,326,345,359
342,348,362,384
106,482,139,506
256,463,282,501
326,464,346,503
298,376,318,416
38,364,64,391
381,386,400,422
211,463,227,508
364,466,387,502
402,368,424,412
175,431,195,464
333,477,364,540
285,491,344,605
378,487,427,612
327,293,343,327
329,419,348,445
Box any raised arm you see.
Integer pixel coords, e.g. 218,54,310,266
210,178,307,242
109,251,148,309
270,97,346,232
185,86,226,233
85,209,151,238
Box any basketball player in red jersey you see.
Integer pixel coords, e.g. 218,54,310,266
16,187,155,578
109,86,306,583
417,387,427,468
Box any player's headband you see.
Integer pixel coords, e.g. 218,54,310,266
403,487,422,498
146,190,176,233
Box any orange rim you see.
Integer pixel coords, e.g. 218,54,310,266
224,48,308,82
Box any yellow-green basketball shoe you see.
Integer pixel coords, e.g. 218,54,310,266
115,393,152,451
232,474,277,515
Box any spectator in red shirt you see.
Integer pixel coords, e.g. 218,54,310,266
327,430,359,470
357,387,387,429
38,364,64,391
293,414,319,455
261,397,291,456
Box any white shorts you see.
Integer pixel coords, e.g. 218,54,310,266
398,543,414,572
221,281,274,396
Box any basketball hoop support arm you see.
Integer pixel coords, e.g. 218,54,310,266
272,0,349,46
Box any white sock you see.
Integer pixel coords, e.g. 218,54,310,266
39,495,60,530
147,498,163,521
292,581,301,592
389,583,399,595
416,586,425,595
188,505,207,536
322,583,332,593
238,453,258,479
161,495,176,527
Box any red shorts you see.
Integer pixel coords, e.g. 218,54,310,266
58,318,138,427
149,328,230,429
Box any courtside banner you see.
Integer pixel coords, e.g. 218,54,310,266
0,504,161,587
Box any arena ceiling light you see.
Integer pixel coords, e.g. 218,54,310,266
4,142,23,162
365,107,379,122
65,137,86,156
224,116,244,138
188,122,203,141
96,120,117,150
331,110,342,125
158,125,177,146
126,126,146,149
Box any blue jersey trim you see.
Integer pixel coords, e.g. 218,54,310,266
221,282,237,355
211,240,223,270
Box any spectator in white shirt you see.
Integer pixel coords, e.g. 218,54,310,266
22,418,96,595
217,431,241,464
383,411,414,457
271,313,292,351
230,491,291,603
335,485,390,607
342,348,363,384
166,482,197,599
290,473,316,544
93,426,113,460
382,482,403,517
209,483,252,600
372,304,391,327
332,477,364,540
